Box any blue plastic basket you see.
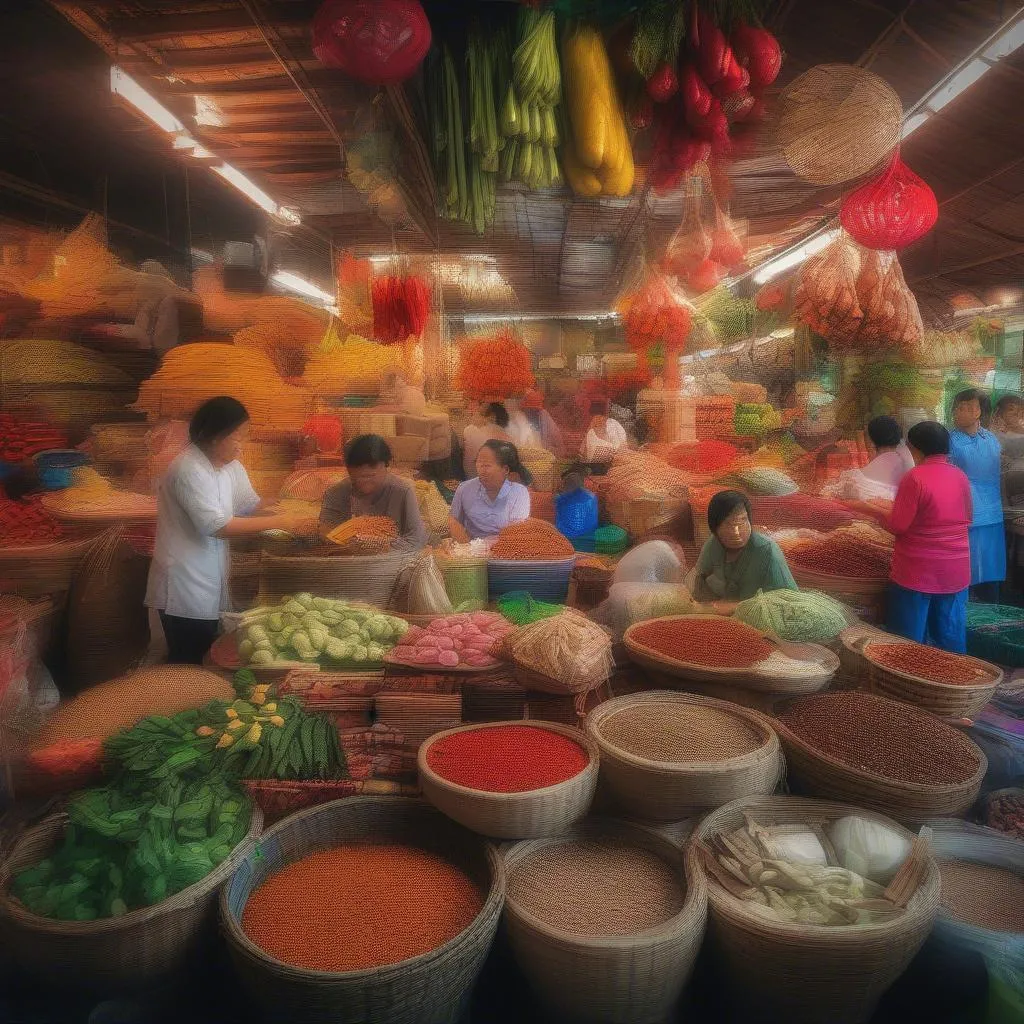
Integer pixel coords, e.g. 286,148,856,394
33,449,90,491
488,557,574,603
555,488,599,539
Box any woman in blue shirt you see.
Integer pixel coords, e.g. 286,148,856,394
448,440,533,542
949,388,1005,601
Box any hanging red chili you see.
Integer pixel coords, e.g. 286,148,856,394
371,273,431,344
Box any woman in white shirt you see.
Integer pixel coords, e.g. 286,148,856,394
580,399,628,470
146,397,315,664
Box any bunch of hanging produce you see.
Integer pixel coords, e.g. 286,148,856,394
793,233,923,352
561,26,634,197
500,10,563,191
457,329,535,399
620,271,694,387
236,594,409,668
371,273,430,344
644,8,781,191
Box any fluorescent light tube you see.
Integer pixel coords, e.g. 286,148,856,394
111,66,184,134
212,163,280,217
752,229,838,286
925,58,988,114
983,16,1024,60
271,270,335,305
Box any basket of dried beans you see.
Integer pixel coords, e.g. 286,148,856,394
773,690,987,824
861,638,1001,719
418,721,599,839
584,692,784,821
623,615,837,694
687,795,939,1024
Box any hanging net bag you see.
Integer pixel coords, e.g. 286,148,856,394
840,150,938,251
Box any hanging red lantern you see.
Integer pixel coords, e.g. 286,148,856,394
839,151,938,250
312,0,431,86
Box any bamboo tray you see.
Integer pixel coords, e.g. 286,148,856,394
623,614,838,694
861,638,1001,720
209,631,385,676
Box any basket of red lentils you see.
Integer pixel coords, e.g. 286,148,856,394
585,692,784,821
418,722,599,839
220,796,505,1024
861,638,1001,720
623,614,838,693
772,690,988,825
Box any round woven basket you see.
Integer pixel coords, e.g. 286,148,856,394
418,721,599,839
834,622,891,689
220,797,504,1024
503,818,707,1024
0,534,100,598
772,692,988,825
789,563,889,604
687,795,939,1024
585,692,784,821
623,614,837,693
776,64,902,186
258,550,415,607
0,806,262,991
861,640,1001,720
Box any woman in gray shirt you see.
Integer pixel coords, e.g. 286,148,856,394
320,434,427,551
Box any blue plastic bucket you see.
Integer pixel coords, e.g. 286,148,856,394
33,449,90,491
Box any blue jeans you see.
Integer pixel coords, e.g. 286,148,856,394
886,583,968,653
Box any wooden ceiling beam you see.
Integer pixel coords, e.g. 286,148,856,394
106,9,309,43
164,68,345,95
909,243,1024,284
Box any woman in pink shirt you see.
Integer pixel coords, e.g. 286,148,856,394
885,421,973,653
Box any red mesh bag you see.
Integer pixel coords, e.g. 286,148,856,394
312,0,431,85
840,152,938,251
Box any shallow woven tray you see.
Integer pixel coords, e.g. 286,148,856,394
771,692,988,825
623,614,838,693
585,691,784,821
687,794,939,1024
861,639,1000,720
0,807,262,991
419,721,599,839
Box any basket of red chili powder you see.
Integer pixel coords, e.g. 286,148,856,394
418,722,599,839
861,639,1001,720
221,796,504,1024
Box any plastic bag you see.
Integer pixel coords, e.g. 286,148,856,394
406,551,453,615
828,814,911,885
592,581,695,638
793,234,863,344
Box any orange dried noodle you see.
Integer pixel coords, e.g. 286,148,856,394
326,516,398,549
491,518,574,560
242,844,483,971
458,330,534,399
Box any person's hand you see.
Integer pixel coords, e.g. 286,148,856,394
279,511,320,537
711,600,739,616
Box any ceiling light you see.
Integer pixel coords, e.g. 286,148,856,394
752,229,838,286
190,249,215,263
276,207,302,227
900,111,929,140
983,16,1024,60
271,270,335,306
111,66,184,134
924,58,988,114
212,163,281,217
194,96,225,127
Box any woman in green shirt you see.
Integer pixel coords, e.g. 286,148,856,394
692,490,797,614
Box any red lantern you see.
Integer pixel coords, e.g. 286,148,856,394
840,152,938,250
312,0,431,85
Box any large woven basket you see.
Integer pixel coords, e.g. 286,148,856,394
834,622,891,689
772,692,988,825
503,819,707,1024
585,692,784,821
258,550,415,606
0,534,100,598
418,721,599,839
220,797,504,1024
623,614,837,694
687,795,939,1024
0,806,262,991
861,640,1001,720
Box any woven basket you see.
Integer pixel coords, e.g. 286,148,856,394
221,797,504,1024
0,806,262,991
862,641,1001,720
503,818,707,1024
258,550,415,606
772,693,988,825
623,614,838,693
436,555,488,609
585,692,784,821
418,721,599,839
607,494,687,541
789,563,889,606
835,622,891,689
687,795,938,1024
0,534,99,598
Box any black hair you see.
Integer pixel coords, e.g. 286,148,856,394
560,464,586,492
589,399,609,416
344,433,393,469
996,394,1024,415
707,489,752,535
867,415,902,450
952,388,982,410
189,396,249,448
907,420,950,458
484,402,509,429
480,438,533,487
